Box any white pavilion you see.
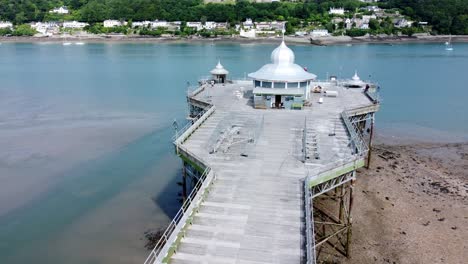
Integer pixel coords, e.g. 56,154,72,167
344,71,366,88
210,60,229,84
248,40,316,109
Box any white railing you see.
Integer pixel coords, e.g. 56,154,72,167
144,167,216,264
145,84,216,264
304,177,316,264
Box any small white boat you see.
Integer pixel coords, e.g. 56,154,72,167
445,35,453,51
62,42,72,46
75,42,85,45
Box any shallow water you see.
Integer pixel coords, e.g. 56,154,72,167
0,42,467,263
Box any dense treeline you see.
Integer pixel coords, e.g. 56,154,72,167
382,0,468,34
0,0,467,34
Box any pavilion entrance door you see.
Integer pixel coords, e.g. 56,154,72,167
275,95,281,108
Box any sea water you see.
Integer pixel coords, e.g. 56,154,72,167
0,42,467,264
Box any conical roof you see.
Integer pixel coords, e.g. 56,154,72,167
210,60,229,75
248,41,316,82
346,70,365,87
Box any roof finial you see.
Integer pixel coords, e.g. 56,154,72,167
282,22,286,42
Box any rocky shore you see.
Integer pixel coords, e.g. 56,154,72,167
1,34,468,46
336,142,468,264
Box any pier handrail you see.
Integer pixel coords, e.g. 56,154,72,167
145,88,217,264
144,166,215,264
304,177,316,264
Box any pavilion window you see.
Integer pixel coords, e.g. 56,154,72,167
300,81,308,88
262,81,272,88
274,82,286,88
254,80,261,87
288,82,299,89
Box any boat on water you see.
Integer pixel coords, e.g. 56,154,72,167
75,42,85,45
445,35,453,51
62,42,72,46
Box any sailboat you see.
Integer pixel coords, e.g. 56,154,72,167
445,35,453,51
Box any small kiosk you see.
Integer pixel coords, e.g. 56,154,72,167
210,61,229,84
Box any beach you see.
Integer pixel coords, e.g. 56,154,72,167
330,141,468,264
1,34,468,46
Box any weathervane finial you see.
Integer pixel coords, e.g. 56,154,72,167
282,23,286,41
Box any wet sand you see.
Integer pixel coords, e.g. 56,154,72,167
334,142,468,264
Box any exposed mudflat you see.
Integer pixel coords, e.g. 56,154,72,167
333,143,468,264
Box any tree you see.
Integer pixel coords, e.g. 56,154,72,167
13,24,36,36
369,18,380,31
80,1,109,23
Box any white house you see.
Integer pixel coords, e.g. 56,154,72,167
0,21,13,29
104,20,123,28
394,19,413,28
215,22,228,30
31,22,59,35
186,22,203,31
362,15,377,24
203,21,216,30
243,18,254,30
329,8,345,15
151,20,168,28
240,28,256,38
132,21,151,28
345,18,353,29
310,29,330,38
50,6,69,14
62,21,88,29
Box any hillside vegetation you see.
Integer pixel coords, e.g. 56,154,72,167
0,0,466,34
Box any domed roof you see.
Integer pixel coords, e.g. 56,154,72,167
270,41,295,65
248,41,316,82
210,60,229,75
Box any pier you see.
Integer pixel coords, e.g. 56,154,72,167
145,42,380,264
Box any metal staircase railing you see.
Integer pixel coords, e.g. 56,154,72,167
303,105,372,264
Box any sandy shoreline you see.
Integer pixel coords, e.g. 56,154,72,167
332,141,468,264
1,34,468,46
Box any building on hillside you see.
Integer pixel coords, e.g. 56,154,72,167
240,28,256,38
362,15,377,24
49,6,69,14
360,0,380,3
243,19,254,30
0,21,13,29
394,19,413,28
203,21,216,30
30,22,59,35
187,22,203,31
150,21,168,28
362,5,382,12
215,22,228,30
329,8,345,15
295,31,307,37
62,21,88,29
167,21,181,31
249,40,317,109
104,20,124,28
132,21,152,28
310,29,330,38
345,18,353,29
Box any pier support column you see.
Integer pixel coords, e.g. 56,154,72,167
312,172,355,262
366,113,375,169
345,178,355,257
182,161,188,202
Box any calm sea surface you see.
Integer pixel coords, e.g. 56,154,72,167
0,42,467,263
